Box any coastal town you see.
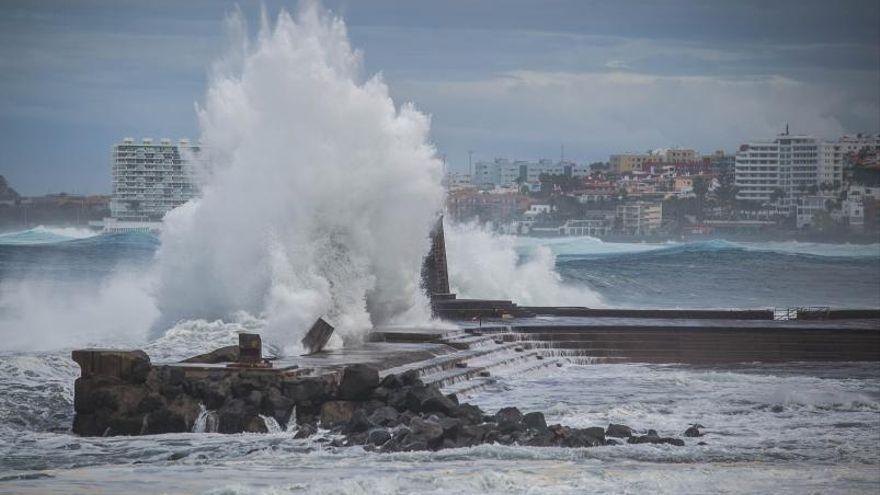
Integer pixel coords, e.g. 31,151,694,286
447,131,880,241
2,130,879,241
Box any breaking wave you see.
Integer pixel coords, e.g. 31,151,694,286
447,222,605,307
0,226,99,246
521,237,880,261
152,4,445,350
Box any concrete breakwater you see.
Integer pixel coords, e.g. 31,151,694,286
70,311,879,440
69,340,697,452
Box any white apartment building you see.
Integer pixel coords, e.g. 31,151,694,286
444,171,473,191
110,137,200,222
616,201,663,235
735,134,818,205
818,134,880,187
474,158,568,188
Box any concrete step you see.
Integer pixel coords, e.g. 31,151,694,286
380,342,520,379
442,354,560,397
441,334,500,350
425,349,549,389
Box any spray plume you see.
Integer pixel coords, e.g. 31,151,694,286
154,4,445,350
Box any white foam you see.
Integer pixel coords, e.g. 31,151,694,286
153,5,444,352
446,222,605,306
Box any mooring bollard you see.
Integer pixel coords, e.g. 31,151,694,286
227,333,272,368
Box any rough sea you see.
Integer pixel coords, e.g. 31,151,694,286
0,226,878,494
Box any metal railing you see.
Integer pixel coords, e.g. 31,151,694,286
773,306,830,321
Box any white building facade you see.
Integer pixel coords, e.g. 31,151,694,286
110,137,200,222
473,158,572,188
735,134,819,205
818,134,880,187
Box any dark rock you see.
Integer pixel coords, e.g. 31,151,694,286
524,428,556,447
379,374,404,390
243,415,269,433
523,412,547,430
367,428,391,446
294,423,317,439
494,407,524,433
72,349,151,384
421,395,457,416
409,416,444,447
459,423,497,446
561,427,604,447
697,441,707,446
437,416,462,437
246,390,263,407
368,406,400,427
684,426,703,437
771,405,784,413
338,364,380,401
400,370,422,387
218,399,256,433
605,438,619,445
370,387,390,402
320,401,358,427
450,403,484,425
606,423,633,438
181,345,239,364
282,378,330,404
143,409,187,434
346,431,368,446
404,385,441,412
446,393,459,405
344,409,372,434
627,433,684,447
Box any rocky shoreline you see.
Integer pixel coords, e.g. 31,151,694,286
315,364,698,451
71,349,701,451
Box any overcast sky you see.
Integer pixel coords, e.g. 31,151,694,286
1,0,878,195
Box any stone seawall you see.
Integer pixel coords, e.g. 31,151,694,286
71,349,337,436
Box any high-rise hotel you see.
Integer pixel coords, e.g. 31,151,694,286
734,132,819,205
103,137,199,232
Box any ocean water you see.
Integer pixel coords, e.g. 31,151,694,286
0,349,877,494
0,227,879,494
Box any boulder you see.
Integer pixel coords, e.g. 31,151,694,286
409,416,444,446
243,415,269,433
421,395,457,416
338,364,380,401
368,406,400,427
404,385,441,412
181,345,239,364
320,401,358,427
450,403,484,425
367,427,392,446
684,425,703,437
627,432,685,447
72,349,151,384
494,407,525,433
344,409,372,434
606,423,633,438
523,412,547,431
400,370,422,387
379,373,404,390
